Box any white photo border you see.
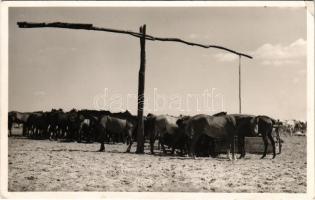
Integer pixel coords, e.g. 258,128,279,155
0,1,314,199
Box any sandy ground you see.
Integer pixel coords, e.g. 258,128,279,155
8,129,306,192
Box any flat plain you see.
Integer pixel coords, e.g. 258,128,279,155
8,128,306,192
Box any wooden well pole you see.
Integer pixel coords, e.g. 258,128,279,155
239,55,242,114
232,55,242,159
136,24,146,154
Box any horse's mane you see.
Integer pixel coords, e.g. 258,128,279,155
212,111,227,116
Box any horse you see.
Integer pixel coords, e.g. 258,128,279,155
252,115,278,159
10,111,31,136
145,114,181,154
8,112,14,136
98,115,135,152
184,114,237,160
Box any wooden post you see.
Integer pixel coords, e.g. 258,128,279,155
239,55,242,114
136,24,146,154
233,55,242,160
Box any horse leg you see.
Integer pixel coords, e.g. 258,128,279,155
61,127,66,139
32,127,36,139
37,128,41,139
55,127,60,140
121,131,126,144
226,136,236,161
276,130,282,154
157,129,166,154
278,139,282,154
8,123,12,137
261,133,269,159
38,128,41,139
49,127,54,140
88,129,93,143
125,130,133,153
157,140,161,150
172,148,176,155
149,137,155,154
99,129,106,152
53,127,57,140
227,148,232,160
30,126,34,138
43,128,48,139
55,127,59,139
126,140,133,153
232,135,237,160
43,128,47,139
99,142,105,152
267,130,276,159
59,127,63,139
60,128,64,139
238,136,245,159
189,135,199,159
48,126,52,140
40,128,43,139
171,144,176,155
22,125,26,136
78,129,82,143
160,137,167,154
210,139,216,158
8,121,12,137
27,126,31,137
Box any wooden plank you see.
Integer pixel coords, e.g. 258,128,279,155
17,21,253,59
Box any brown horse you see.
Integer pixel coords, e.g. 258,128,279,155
252,115,278,159
145,114,180,154
8,112,14,136
10,111,31,136
98,115,135,152
184,114,237,160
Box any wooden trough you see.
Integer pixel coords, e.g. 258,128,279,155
216,137,274,154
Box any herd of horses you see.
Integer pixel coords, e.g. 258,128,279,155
8,109,290,160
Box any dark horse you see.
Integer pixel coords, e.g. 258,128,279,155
223,114,281,159
10,111,31,136
230,114,257,159
145,114,180,154
98,115,135,152
8,112,14,136
252,115,278,159
184,114,237,160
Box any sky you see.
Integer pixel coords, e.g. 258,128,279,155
9,7,307,120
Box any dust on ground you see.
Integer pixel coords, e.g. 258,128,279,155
8,130,306,192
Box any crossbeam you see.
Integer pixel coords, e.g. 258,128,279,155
17,21,253,59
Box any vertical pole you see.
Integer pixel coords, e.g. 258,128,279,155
136,24,146,154
233,55,242,160
239,55,242,114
